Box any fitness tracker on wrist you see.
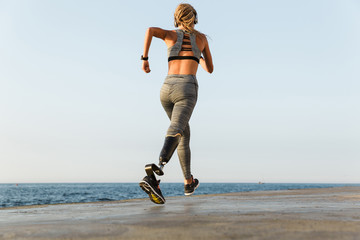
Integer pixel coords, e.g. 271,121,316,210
141,55,149,61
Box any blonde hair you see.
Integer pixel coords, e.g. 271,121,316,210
174,3,199,34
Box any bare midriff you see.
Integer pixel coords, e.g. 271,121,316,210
168,59,199,75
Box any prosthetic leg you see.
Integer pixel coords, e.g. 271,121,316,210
140,134,181,204
158,134,181,169
145,134,181,179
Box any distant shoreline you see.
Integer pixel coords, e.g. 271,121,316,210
2,185,359,211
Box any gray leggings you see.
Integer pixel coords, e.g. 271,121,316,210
160,74,198,180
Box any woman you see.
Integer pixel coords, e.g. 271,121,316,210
139,3,213,204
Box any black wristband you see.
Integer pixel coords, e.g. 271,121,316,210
141,55,149,61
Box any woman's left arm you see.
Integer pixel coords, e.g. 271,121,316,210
142,27,169,73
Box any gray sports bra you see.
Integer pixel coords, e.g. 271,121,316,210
167,29,201,63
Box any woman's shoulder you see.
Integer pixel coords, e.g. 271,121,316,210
165,29,178,41
201,32,209,39
196,32,208,45
196,32,208,41
150,27,177,41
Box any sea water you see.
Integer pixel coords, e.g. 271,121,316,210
0,183,359,208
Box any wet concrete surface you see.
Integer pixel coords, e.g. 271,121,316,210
0,187,359,239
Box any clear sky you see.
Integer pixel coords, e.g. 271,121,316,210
0,0,359,183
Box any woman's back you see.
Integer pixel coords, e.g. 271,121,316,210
165,29,208,75
142,26,213,75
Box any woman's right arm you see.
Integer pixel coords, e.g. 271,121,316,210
199,35,214,74
142,27,170,73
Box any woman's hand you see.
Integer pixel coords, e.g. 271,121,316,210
142,60,151,73
200,55,213,74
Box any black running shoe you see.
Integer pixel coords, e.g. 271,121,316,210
139,176,166,204
184,177,199,196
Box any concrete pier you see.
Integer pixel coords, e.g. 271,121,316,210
1,187,359,239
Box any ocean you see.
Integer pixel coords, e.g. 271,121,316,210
1,183,359,209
